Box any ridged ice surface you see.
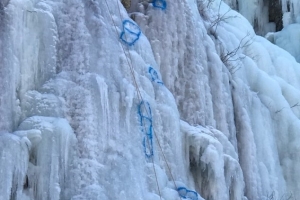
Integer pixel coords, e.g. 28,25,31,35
0,0,300,199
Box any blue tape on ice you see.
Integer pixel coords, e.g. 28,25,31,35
177,187,198,200
148,66,164,85
143,135,154,157
140,117,152,136
122,20,141,35
138,101,152,121
152,0,167,10
138,101,154,158
120,20,141,46
120,32,140,46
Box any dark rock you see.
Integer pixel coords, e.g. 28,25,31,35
268,0,283,31
121,0,131,10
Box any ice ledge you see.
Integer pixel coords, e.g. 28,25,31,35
181,120,247,200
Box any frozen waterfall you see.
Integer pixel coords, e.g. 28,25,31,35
1,0,300,199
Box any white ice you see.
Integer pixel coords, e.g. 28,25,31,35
1,0,300,199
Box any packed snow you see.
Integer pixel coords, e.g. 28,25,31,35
1,0,300,199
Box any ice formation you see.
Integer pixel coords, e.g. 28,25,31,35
223,0,300,35
1,0,300,199
272,24,300,63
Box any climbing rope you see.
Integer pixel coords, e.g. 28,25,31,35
104,0,163,199
115,1,164,198
105,1,185,199
114,1,184,199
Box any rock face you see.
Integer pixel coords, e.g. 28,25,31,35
269,0,283,31
121,0,131,10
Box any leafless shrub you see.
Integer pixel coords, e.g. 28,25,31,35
197,0,216,10
210,9,238,33
221,33,252,62
266,191,295,200
290,102,300,108
275,102,300,114
219,33,253,74
208,0,239,33
207,0,216,8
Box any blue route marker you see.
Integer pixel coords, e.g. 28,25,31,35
152,0,167,10
148,66,164,85
138,101,154,158
120,20,141,46
177,187,199,200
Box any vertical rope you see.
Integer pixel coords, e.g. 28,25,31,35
104,1,163,199
105,1,183,199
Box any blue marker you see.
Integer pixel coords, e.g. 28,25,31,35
152,0,167,10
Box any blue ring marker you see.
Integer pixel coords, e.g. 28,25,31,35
120,31,140,46
177,187,198,200
122,20,141,35
148,66,164,85
138,101,154,158
140,117,152,136
143,135,154,157
138,101,152,121
120,20,141,46
152,0,167,10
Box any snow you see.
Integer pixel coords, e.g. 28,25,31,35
1,0,300,199
273,24,300,62
18,117,77,200
281,0,300,24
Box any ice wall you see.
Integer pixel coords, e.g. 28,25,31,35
223,0,300,35
1,0,300,199
241,0,300,34
0,133,30,200
271,24,300,63
222,0,273,35
129,0,300,198
281,0,300,24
